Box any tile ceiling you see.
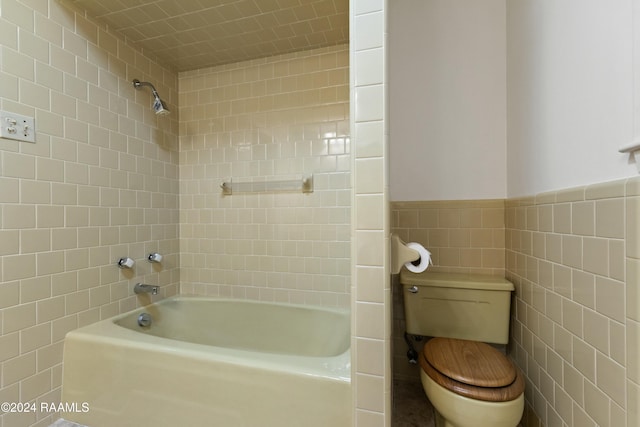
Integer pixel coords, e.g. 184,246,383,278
68,0,349,72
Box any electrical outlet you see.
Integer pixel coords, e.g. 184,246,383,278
0,111,36,143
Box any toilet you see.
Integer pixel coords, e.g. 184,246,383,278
400,271,525,427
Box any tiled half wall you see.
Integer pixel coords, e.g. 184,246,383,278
507,178,639,427
391,199,506,276
391,176,640,427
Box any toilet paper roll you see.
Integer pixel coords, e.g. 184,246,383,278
404,242,432,273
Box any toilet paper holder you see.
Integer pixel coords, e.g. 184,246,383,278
391,234,424,274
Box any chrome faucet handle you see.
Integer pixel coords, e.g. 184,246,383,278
118,257,135,269
148,253,163,263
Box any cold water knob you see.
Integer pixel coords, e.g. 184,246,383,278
148,253,163,263
117,257,135,269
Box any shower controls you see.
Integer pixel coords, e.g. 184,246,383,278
148,253,163,263
0,111,35,143
118,257,135,269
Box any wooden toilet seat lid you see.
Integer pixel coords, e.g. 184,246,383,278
420,338,525,402
423,338,516,387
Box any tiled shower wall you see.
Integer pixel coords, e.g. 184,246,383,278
178,45,351,307
506,178,639,427
0,1,180,426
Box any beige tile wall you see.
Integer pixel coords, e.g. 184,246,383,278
506,177,639,427
0,2,179,426
390,200,506,381
178,44,351,307
351,0,390,425
0,2,391,427
391,200,506,275
390,183,640,427
0,0,391,427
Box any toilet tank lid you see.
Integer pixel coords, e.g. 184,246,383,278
400,271,514,291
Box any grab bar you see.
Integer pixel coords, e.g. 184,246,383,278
221,175,313,195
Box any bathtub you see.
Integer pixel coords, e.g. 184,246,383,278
61,297,351,427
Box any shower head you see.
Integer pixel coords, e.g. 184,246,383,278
132,79,170,116
151,95,170,116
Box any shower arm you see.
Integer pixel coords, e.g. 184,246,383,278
132,78,170,115
133,79,160,98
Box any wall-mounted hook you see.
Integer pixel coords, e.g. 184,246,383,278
619,139,640,173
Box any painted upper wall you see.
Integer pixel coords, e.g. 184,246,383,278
389,0,507,201
507,0,636,197
390,0,638,201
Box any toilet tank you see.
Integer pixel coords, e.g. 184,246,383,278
400,271,514,344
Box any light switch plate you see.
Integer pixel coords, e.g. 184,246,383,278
0,110,36,143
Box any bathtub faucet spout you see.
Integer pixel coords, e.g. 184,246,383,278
134,283,158,295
